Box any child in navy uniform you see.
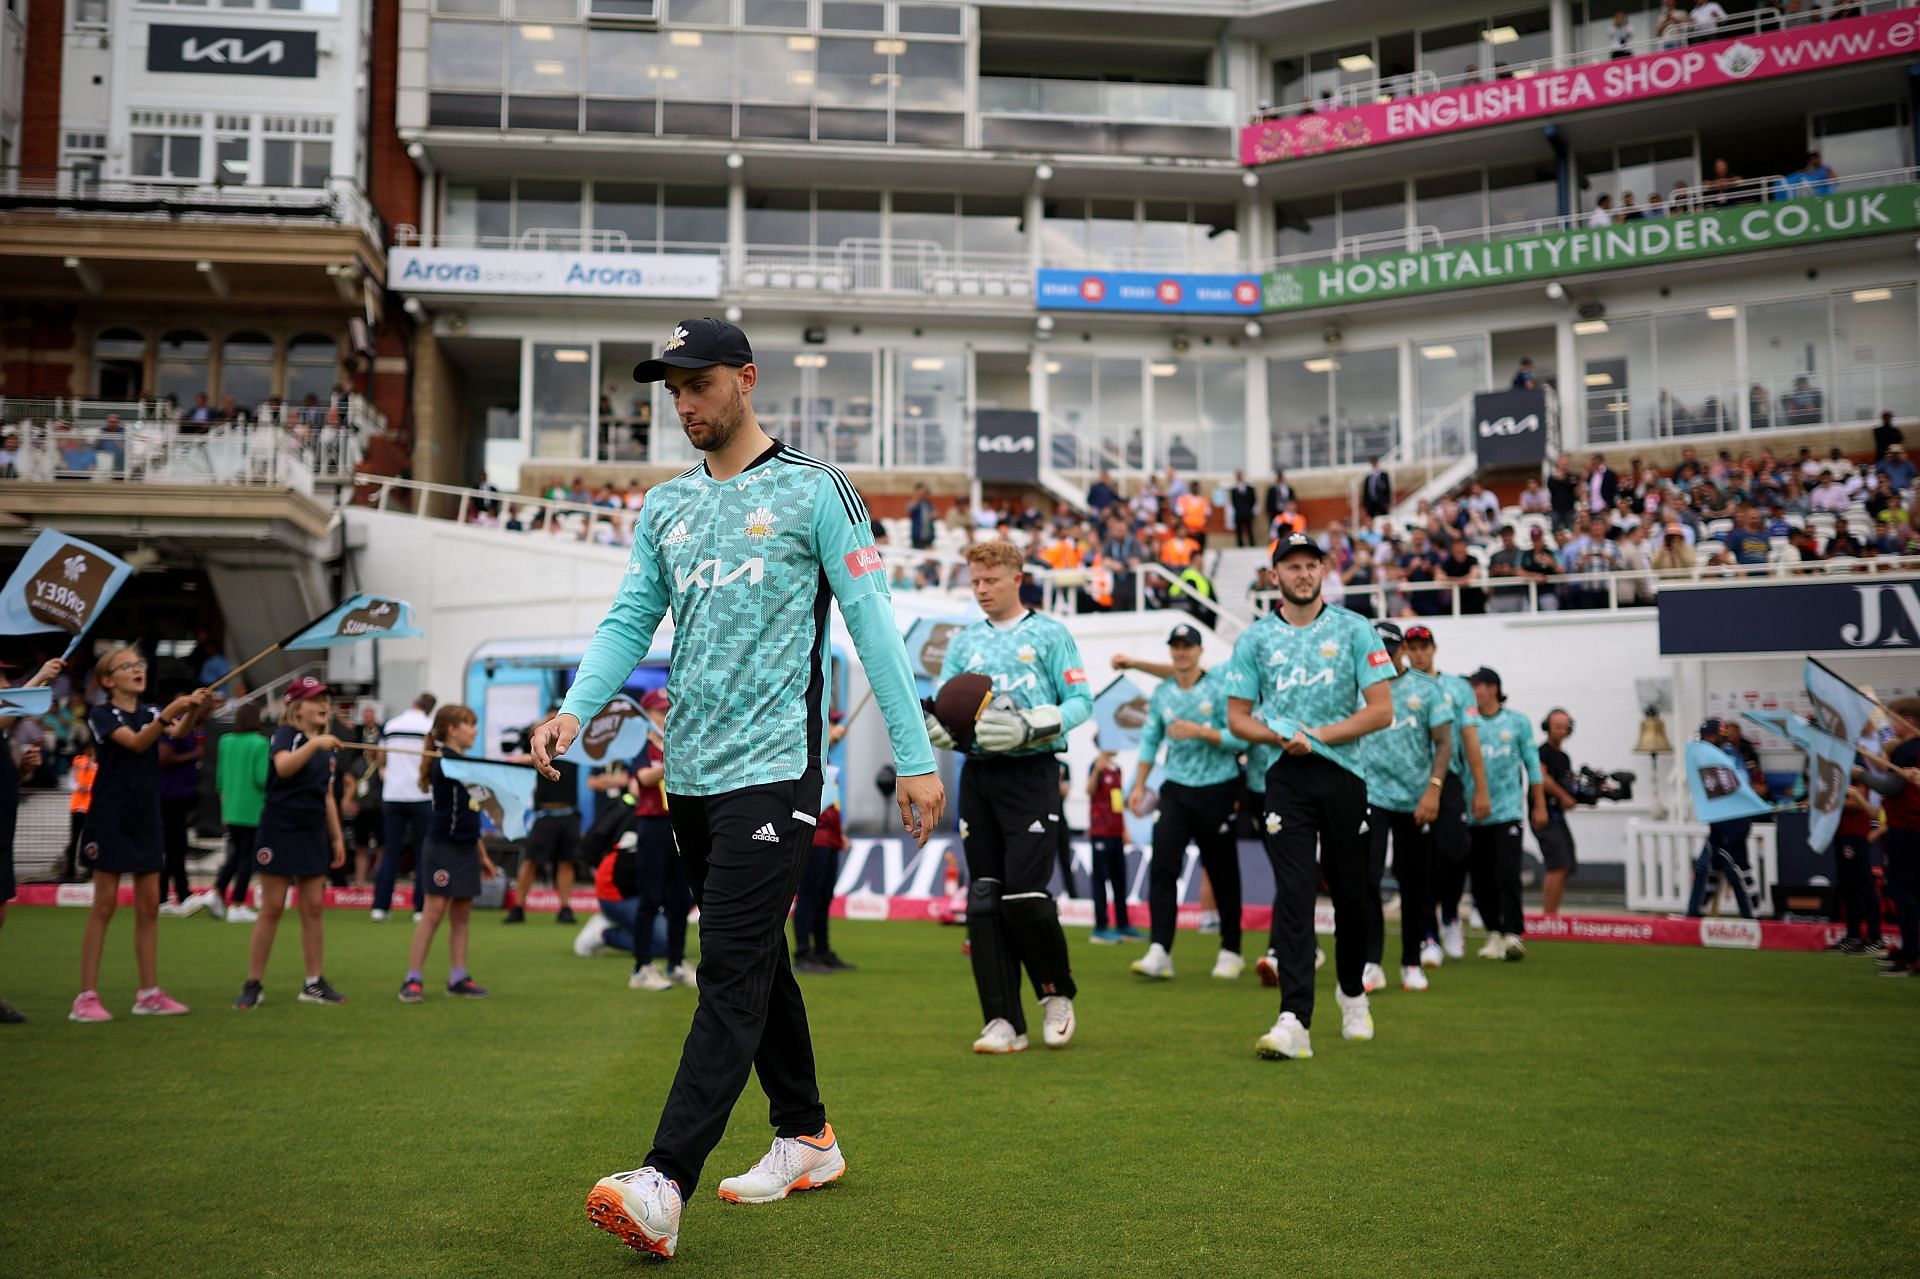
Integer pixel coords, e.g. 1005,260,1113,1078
233,678,347,1009
400,703,498,1002
73,647,209,1022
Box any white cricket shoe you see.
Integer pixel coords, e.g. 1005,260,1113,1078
1314,945,1325,971
226,904,258,924
574,914,611,957
1419,940,1445,969
1197,910,1221,935
972,1018,1029,1054
1478,932,1510,960
1211,950,1244,980
1401,965,1430,992
1441,919,1466,959
1336,987,1374,1041
156,899,191,918
586,1166,681,1259
665,963,699,989
1255,951,1280,987
1040,995,1075,1048
1361,962,1387,992
197,892,226,920
369,909,390,922
1130,943,1174,980
629,965,673,991
717,1125,846,1203
1255,1011,1312,1060
1503,935,1527,962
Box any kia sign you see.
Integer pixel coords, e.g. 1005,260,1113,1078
147,25,319,77
389,247,721,299
1658,577,1920,656
1035,269,1263,315
974,410,1041,484
1472,388,1548,468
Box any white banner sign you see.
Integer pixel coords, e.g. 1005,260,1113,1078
390,247,722,299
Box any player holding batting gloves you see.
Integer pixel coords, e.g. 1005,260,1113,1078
924,540,1092,1055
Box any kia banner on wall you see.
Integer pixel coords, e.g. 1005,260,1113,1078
973,409,1041,483
389,248,722,299
1242,8,1920,164
1472,388,1549,467
147,24,320,77
1036,269,1263,315
1263,182,1920,313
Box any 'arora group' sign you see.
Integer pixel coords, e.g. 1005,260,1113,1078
1242,8,1920,164
389,248,722,299
1263,183,1920,313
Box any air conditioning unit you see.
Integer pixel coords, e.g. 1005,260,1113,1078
587,0,660,25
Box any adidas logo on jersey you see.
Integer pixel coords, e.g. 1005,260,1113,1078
1027,820,1045,833
662,521,693,546
752,823,779,843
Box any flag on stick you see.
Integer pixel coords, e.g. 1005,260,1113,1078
1686,739,1777,823
559,694,652,766
0,528,133,659
437,756,539,840
0,686,54,717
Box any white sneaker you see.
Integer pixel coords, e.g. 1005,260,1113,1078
717,1124,846,1203
1211,950,1244,980
574,914,611,958
1314,945,1325,971
1441,919,1465,959
586,1166,681,1259
1467,906,1486,930
1401,965,1430,992
1129,943,1174,980
197,892,226,920
1337,987,1374,1041
1255,951,1280,987
665,963,699,989
1419,940,1445,968
1361,962,1386,992
972,1018,1029,1054
629,965,673,991
1255,1011,1312,1060
156,899,190,918
370,909,389,922
1503,935,1527,962
1197,910,1221,935
412,912,423,923
1040,995,1075,1048
1478,932,1510,960
226,904,258,924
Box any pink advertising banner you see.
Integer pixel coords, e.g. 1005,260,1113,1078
1242,8,1920,165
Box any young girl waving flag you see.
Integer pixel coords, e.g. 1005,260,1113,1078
400,704,498,1002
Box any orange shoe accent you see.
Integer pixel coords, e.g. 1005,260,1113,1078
794,1124,836,1152
792,1162,846,1192
585,1186,674,1258
716,1187,743,1204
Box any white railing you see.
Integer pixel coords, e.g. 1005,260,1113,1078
1582,364,1920,446
735,239,1031,300
3,421,318,494
0,169,382,238
0,397,374,484
981,77,1236,126
1626,820,1778,915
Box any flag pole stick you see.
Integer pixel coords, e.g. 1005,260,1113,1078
840,687,876,728
334,740,441,759
207,643,282,694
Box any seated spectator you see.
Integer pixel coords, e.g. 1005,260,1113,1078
1620,192,1643,221
1560,516,1621,609
1800,151,1837,196
1651,525,1697,575
1485,526,1532,613
1781,377,1823,426
1519,476,1551,515
1809,472,1851,513
1617,525,1656,603
1341,546,1378,619
1645,192,1667,217
1764,504,1793,538
179,393,217,432
1586,194,1616,228
1702,157,1742,206
59,430,98,478
1512,358,1538,390
1879,444,1915,493
1401,528,1444,617
1726,509,1772,568
1436,539,1485,614
1866,475,1899,520
0,431,18,478
1271,501,1306,538
1086,468,1120,514
1825,526,1866,562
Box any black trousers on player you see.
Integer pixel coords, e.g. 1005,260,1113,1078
1368,805,1433,968
1149,779,1242,954
1430,773,1471,926
646,768,825,1196
1469,821,1526,937
1261,754,1371,1028
1835,833,1881,943
959,754,1077,1035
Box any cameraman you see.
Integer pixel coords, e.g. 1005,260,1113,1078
1536,709,1579,914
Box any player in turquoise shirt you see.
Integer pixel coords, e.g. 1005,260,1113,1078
1465,668,1546,962
1357,622,1455,994
534,319,944,1262
1122,623,1247,982
925,539,1092,1055
1223,532,1393,1060
1402,625,1489,960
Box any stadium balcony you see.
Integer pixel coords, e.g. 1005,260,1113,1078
978,77,1238,159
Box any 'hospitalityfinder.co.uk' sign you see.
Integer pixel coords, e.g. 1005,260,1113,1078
1263,183,1920,313
1241,8,1920,164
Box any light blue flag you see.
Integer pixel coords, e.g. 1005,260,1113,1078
902,617,974,690
1805,658,1876,750
0,685,55,717
1686,739,1777,823
1746,711,1857,854
559,694,654,767
437,756,539,840
281,593,423,650
1091,675,1151,752
0,528,134,659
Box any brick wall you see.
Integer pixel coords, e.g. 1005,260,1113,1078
366,0,419,235
19,0,65,178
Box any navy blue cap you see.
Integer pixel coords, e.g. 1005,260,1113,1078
1272,531,1325,564
1167,624,1203,646
633,318,754,382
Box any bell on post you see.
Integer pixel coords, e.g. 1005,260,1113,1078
1634,708,1673,757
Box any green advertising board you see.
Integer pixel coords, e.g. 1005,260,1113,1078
1263,183,1920,313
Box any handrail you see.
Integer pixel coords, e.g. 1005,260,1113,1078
3,420,331,492
0,168,384,239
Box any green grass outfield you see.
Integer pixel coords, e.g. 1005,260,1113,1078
2,907,1917,1278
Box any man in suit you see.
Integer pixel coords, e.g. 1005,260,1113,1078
1265,470,1297,529
1361,458,1393,520
1230,471,1259,548
1584,455,1618,516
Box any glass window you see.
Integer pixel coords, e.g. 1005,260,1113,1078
895,41,963,111
1814,102,1914,178
429,93,503,128
896,351,962,469
1577,316,1655,443
531,342,594,459
657,28,734,101
215,134,249,184
132,131,202,180
1268,356,1331,471
515,179,582,238
430,21,504,89
1747,295,1832,432
746,187,811,245
758,351,877,466
285,333,339,406
593,182,660,247
1306,43,1377,106
821,1,882,29
662,184,727,248
1653,308,1736,436
1487,162,1558,227
743,0,806,26
299,139,331,188
1155,361,1244,473
445,178,512,242
670,0,730,19
734,31,812,103
436,0,499,12
510,22,581,92
93,327,145,400
1338,184,1405,246
220,331,275,408
816,36,887,108
815,189,881,248
263,139,296,187
1191,201,1239,269
1333,346,1400,465
897,4,961,35
958,194,1023,257
1415,336,1486,454
587,28,659,96
1415,170,1484,237
1833,284,1917,425
156,328,211,404
891,191,956,250
1098,358,1145,471
1139,201,1190,264
1274,195,1336,259
513,0,573,15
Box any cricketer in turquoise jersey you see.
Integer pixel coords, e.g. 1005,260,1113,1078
1225,532,1393,1056
1136,666,1246,789
544,319,942,1263
1465,668,1545,960
1402,625,1489,953
1360,662,1455,814
937,611,1093,756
